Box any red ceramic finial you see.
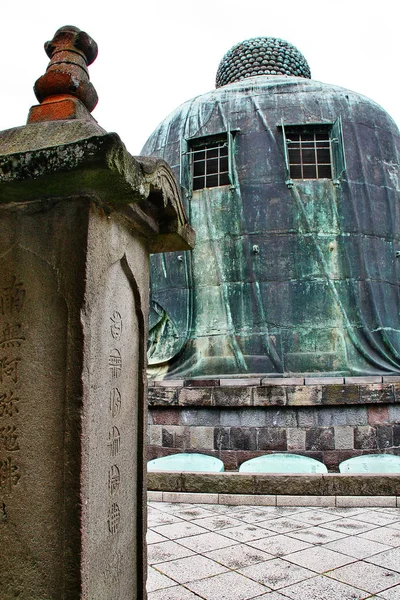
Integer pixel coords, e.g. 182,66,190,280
28,26,99,123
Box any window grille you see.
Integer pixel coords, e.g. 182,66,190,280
286,128,332,179
189,137,230,190
281,118,346,184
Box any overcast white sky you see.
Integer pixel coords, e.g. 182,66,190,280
2,0,399,155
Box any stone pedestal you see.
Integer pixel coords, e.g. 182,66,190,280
0,124,194,599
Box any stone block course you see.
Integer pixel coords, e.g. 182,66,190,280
148,380,400,472
265,408,297,427
214,427,230,451
306,427,335,451
262,377,304,385
179,387,213,406
345,406,368,426
230,427,258,451
149,425,163,446
334,426,354,450
376,425,393,449
214,386,252,406
287,428,306,450
388,405,400,422
148,386,179,406
297,408,318,427
360,384,395,404
151,408,181,425
368,405,389,425
321,384,359,404
253,386,287,406
286,385,322,405
354,426,377,450
317,407,347,427
190,426,214,450
257,427,287,451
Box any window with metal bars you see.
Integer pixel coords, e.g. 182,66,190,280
189,136,230,190
286,126,332,179
280,119,346,184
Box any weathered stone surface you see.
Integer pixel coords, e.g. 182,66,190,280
305,427,335,451
323,474,400,496
214,386,252,406
286,385,322,405
147,471,400,498
255,474,324,496
148,386,179,406
189,426,214,450
178,387,213,406
257,427,287,451
368,405,389,425
334,426,354,450
230,427,258,451
151,408,181,425
354,426,377,449
322,384,359,404
360,384,394,404
147,472,183,492
287,428,306,450
376,425,394,449
254,385,287,406
183,472,255,494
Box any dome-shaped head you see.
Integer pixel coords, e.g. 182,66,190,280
216,36,311,88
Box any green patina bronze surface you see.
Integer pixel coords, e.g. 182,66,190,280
143,38,400,379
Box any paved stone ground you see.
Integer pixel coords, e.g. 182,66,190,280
147,501,400,599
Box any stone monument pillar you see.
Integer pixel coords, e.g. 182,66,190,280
0,26,194,599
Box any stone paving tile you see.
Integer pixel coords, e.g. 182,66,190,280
289,509,342,526
147,504,400,599
328,561,400,595
324,536,392,559
359,526,400,547
148,540,195,564
284,546,355,573
380,584,400,599
218,523,277,543
320,517,378,535
171,506,218,521
375,508,400,515
365,547,400,571
155,554,228,584
250,594,296,600
226,508,281,524
320,507,369,517
147,530,169,544
256,517,308,534
148,510,184,528
280,574,369,599
248,533,312,557
191,514,244,531
238,557,315,590
351,511,400,527
248,506,308,519
152,521,209,540
204,543,273,569
147,566,177,593
177,531,239,553
185,570,270,600
148,585,203,599
287,525,347,545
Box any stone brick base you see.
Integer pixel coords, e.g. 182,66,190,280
147,377,400,471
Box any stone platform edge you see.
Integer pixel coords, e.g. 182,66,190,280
148,470,400,498
148,377,400,408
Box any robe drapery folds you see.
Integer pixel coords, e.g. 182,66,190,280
143,77,400,378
